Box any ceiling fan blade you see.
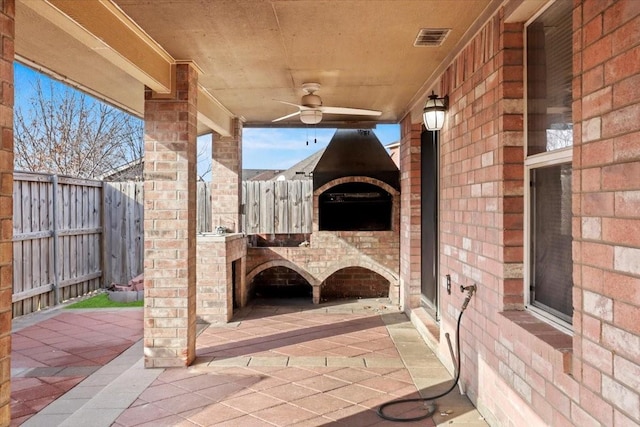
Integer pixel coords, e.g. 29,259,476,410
320,106,382,116
272,111,301,122
275,100,305,108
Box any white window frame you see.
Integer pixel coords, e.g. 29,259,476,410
523,149,573,334
523,0,574,334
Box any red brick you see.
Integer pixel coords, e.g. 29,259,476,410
602,161,640,190
581,241,613,270
583,14,603,46
613,131,640,162
583,0,608,23
579,386,614,426
604,46,640,85
581,265,604,293
582,65,604,95
614,301,640,335
613,74,640,108
603,271,640,304
604,0,640,38
602,217,640,246
583,86,612,118
581,168,602,192
583,34,613,71
582,191,614,216
582,139,614,166
581,362,602,393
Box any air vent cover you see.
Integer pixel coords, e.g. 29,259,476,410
414,28,451,47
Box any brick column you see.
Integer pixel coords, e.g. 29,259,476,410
143,63,198,367
211,119,242,232
399,118,422,310
0,1,12,422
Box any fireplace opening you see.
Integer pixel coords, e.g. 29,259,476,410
319,182,392,231
250,266,313,300
321,267,389,302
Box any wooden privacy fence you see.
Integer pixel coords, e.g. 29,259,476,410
12,175,313,316
13,172,102,316
242,180,313,234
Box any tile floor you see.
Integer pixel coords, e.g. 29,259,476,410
11,309,143,426
11,298,488,426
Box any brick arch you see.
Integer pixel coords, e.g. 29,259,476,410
318,258,398,286
246,260,319,288
314,176,399,197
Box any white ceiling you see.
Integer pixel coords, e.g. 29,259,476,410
14,0,514,133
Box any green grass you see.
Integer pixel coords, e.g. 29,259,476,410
65,292,144,309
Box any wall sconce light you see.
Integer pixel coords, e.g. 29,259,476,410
422,91,448,131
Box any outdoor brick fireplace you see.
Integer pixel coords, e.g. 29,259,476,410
246,129,401,304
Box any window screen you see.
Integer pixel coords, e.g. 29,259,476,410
529,164,573,322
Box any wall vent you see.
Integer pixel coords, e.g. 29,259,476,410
414,28,451,47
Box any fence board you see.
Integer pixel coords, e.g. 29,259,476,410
245,181,261,234
274,180,288,233
260,181,275,234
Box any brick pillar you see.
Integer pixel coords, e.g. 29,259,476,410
143,63,198,367
0,1,12,422
399,118,422,310
211,119,242,232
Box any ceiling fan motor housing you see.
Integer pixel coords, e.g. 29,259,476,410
302,93,322,107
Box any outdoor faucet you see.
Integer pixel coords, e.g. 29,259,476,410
460,284,477,312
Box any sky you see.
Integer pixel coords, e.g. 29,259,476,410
15,62,400,179
201,124,400,172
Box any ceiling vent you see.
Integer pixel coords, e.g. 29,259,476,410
414,28,451,47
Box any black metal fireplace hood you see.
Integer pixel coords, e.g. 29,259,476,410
312,129,399,191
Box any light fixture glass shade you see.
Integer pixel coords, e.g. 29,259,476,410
423,92,447,131
300,109,322,125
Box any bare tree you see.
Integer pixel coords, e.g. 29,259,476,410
14,77,143,179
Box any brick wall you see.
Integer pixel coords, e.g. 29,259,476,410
246,227,400,304
212,119,242,232
408,2,640,426
572,0,640,425
0,0,12,423
196,233,247,322
399,121,422,310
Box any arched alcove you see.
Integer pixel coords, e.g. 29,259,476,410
250,266,313,300
320,267,390,302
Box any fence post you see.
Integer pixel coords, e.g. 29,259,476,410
51,174,60,305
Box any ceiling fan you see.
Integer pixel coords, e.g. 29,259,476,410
272,82,382,125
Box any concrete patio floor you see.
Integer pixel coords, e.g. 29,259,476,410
11,298,488,426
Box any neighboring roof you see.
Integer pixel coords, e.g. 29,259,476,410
385,141,400,149
101,159,144,181
269,149,325,181
242,169,282,181
386,141,400,168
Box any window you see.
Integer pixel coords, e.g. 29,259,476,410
524,0,573,329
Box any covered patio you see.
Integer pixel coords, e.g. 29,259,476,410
1,0,639,426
